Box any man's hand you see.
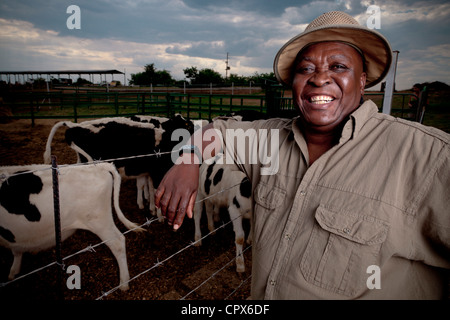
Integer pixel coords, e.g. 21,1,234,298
155,156,200,230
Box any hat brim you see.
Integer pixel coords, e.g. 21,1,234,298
274,24,393,88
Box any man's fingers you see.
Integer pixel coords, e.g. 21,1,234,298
165,194,181,226
154,185,165,208
186,192,197,219
173,190,197,230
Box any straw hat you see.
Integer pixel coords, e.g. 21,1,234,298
274,11,392,88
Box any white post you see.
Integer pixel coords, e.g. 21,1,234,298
382,50,399,115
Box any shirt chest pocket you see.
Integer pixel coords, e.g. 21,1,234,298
253,182,287,251
300,205,389,297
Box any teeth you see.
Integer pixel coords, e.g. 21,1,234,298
310,95,334,104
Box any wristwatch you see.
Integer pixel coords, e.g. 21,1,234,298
179,145,202,161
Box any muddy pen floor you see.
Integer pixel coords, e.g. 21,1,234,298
0,119,252,301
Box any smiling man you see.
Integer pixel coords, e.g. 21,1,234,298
291,41,367,164
155,11,450,299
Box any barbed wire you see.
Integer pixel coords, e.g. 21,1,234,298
180,245,252,300
0,174,252,300
225,274,252,300
96,207,249,300
0,216,160,288
0,148,180,182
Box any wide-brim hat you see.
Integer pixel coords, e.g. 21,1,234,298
274,11,392,88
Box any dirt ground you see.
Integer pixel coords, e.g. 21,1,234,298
0,118,252,300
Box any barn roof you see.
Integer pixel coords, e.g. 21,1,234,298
0,70,124,75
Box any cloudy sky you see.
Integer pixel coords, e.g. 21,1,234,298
0,0,449,90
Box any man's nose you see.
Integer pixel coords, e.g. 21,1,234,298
308,69,332,87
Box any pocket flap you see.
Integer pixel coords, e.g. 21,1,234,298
315,205,388,245
254,182,286,209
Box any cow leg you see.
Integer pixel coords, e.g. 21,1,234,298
147,176,154,213
205,201,216,235
87,212,130,291
229,206,246,273
8,251,23,280
146,176,163,222
193,198,203,246
136,176,146,209
98,227,130,291
246,216,253,245
143,177,150,201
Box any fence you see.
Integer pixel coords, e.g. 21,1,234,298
1,89,416,125
0,151,253,300
1,90,267,125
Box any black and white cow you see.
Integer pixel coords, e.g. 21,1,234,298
43,115,199,220
0,162,142,291
126,115,209,213
193,153,253,273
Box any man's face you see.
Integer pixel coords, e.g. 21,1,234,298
292,42,367,132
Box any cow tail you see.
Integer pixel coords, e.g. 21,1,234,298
108,163,145,232
43,121,71,164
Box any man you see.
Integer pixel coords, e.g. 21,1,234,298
155,11,449,299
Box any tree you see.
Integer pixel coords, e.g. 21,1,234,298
129,63,175,86
183,66,198,83
183,66,223,85
196,68,223,85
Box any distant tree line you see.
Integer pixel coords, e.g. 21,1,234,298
129,63,278,87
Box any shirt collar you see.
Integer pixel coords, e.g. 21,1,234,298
349,99,379,137
292,99,379,146
339,99,379,143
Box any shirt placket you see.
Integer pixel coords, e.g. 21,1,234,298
263,164,318,299
263,120,355,299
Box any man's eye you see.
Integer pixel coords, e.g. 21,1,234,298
297,66,314,74
331,64,348,71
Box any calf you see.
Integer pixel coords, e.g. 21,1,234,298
0,162,143,291
43,115,197,220
127,115,208,214
193,154,252,273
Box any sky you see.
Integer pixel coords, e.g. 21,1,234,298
0,0,449,90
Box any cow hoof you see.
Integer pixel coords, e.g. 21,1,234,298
119,283,129,291
194,236,202,246
236,256,245,273
236,265,245,273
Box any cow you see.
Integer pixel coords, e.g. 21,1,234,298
0,162,143,291
43,117,159,213
43,115,199,220
193,153,253,273
126,115,209,214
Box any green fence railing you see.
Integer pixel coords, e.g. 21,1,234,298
0,89,416,126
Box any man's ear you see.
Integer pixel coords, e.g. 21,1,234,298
360,72,367,93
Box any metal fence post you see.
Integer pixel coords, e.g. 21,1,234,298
51,155,64,299
382,50,400,115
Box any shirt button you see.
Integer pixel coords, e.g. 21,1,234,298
300,190,306,196
270,280,276,286
285,233,291,240
343,227,351,234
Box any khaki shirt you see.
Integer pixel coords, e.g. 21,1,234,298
213,100,450,299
